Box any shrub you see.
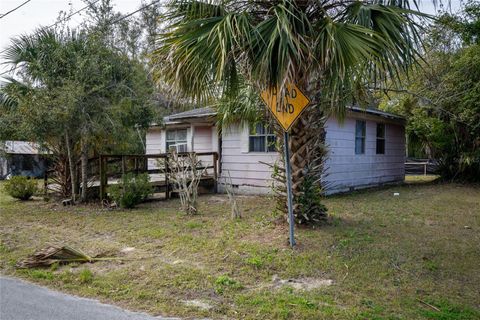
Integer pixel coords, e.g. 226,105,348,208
108,173,153,208
214,275,242,294
297,175,328,224
78,269,93,284
4,176,38,200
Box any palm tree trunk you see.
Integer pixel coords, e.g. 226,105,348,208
272,96,329,224
80,136,88,202
65,132,77,202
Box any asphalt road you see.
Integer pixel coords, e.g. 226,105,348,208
0,276,179,320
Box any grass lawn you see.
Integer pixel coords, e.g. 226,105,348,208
1,178,479,319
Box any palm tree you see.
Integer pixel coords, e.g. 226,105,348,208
1,30,82,199
2,28,154,203
152,0,430,224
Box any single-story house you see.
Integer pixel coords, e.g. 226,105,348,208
146,106,405,194
0,141,47,179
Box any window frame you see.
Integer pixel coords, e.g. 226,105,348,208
355,120,366,155
376,123,386,155
165,128,188,153
248,123,276,153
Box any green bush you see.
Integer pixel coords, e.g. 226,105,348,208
108,173,153,208
296,175,328,224
214,275,242,294
78,269,94,284
4,176,38,200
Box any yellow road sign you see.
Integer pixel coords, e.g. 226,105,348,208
261,84,310,131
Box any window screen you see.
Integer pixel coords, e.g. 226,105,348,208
376,123,385,154
166,129,188,152
355,120,366,154
249,123,276,152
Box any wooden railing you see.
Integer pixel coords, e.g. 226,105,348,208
405,159,438,176
91,152,219,200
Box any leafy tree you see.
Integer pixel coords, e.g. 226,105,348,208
380,1,480,181
0,28,154,201
152,0,429,224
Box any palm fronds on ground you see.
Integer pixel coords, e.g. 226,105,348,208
16,245,92,268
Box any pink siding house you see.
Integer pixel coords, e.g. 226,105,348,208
146,107,405,194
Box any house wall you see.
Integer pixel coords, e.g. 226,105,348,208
193,125,216,171
145,127,165,170
0,156,8,179
145,112,405,195
219,123,279,194
193,126,213,152
145,125,218,173
146,127,165,154
323,114,405,193
218,114,404,194
146,125,215,155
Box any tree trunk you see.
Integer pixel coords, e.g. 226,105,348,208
271,92,329,225
65,132,77,202
80,136,88,202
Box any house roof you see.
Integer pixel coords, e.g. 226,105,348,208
1,141,43,155
164,107,216,123
348,106,405,121
159,105,404,125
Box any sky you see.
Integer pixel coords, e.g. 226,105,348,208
0,0,144,74
0,0,464,73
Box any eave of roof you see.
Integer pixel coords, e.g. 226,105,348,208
1,141,43,155
163,107,216,122
348,106,405,122
153,105,405,127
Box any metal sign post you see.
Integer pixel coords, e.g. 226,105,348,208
283,131,296,247
261,84,310,248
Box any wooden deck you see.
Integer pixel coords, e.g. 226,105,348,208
45,152,219,201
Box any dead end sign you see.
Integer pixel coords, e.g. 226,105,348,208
261,84,310,131
260,83,311,248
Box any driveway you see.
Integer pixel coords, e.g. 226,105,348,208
0,276,178,320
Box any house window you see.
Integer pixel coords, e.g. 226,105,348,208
166,129,188,152
355,120,366,154
376,123,386,154
249,123,276,152
21,155,34,171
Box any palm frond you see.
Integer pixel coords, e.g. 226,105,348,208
152,0,433,118
16,245,92,268
153,1,252,103
215,82,263,129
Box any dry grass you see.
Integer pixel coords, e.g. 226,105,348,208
1,177,479,319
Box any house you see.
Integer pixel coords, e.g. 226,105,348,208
0,141,47,179
146,106,405,194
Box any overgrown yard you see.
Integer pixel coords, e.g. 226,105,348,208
1,179,479,319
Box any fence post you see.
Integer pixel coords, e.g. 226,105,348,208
213,152,218,193
164,156,169,199
44,170,48,196
99,155,107,200
424,163,427,176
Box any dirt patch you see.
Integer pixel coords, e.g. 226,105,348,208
181,299,214,310
206,196,228,203
270,275,334,291
240,224,287,246
120,247,136,254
